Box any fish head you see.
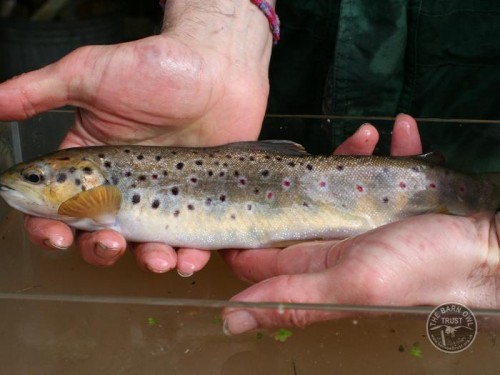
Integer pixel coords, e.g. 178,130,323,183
0,151,108,219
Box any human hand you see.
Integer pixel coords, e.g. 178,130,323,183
0,0,273,274
222,114,500,334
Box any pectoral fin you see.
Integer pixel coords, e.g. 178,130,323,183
58,185,122,224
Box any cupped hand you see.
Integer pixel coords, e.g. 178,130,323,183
0,4,272,274
222,114,500,334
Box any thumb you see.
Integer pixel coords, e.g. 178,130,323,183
0,47,92,120
223,272,356,335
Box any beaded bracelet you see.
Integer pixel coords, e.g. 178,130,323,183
159,0,280,44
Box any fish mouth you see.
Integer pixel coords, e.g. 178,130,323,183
0,183,14,192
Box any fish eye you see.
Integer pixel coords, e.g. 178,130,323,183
22,170,44,184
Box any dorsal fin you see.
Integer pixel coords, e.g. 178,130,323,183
220,140,309,156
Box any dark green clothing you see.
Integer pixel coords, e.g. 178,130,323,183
269,0,500,120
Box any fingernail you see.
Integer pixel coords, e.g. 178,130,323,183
95,242,121,260
177,262,195,277
147,258,171,273
43,237,68,250
222,311,258,335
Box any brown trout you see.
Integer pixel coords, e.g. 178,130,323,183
0,141,498,249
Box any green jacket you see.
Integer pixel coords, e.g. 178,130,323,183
268,0,500,120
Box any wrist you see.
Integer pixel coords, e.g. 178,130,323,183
162,0,275,65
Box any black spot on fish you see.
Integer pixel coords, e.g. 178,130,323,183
261,170,269,178
249,156,255,162
187,204,195,210
214,161,220,166
411,166,420,172
137,155,144,161
171,187,179,195
234,170,240,177
81,186,87,192
276,157,283,161
220,195,226,202
223,162,229,168
124,171,132,177
306,164,313,171
254,188,260,194
173,210,180,217
56,173,67,183
205,198,213,206
74,178,81,186
112,177,119,185
247,204,252,211
239,157,245,161
98,153,105,159
171,151,178,156
209,153,215,158
83,167,93,175
230,214,236,220
176,162,184,170
132,194,141,204
219,171,225,177
130,183,137,189
288,162,296,167
190,177,198,184
239,178,247,186
138,175,146,181
207,170,214,177
104,161,112,168
156,155,162,161
264,155,271,160
57,157,70,161
124,149,130,154
382,167,390,173
163,171,168,176
195,160,203,166
69,167,76,174
336,165,344,171
152,200,160,209
226,155,232,159
303,202,309,208
382,197,389,203
152,174,158,180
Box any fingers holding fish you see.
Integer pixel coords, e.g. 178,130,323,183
333,123,379,155
24,215,73,250
131,242,178,273
390,114,422,156
76,229,127,267
176,248,212,277
221,241,341,283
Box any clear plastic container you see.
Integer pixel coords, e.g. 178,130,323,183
0,112,499,374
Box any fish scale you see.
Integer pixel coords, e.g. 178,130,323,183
0,141,498,249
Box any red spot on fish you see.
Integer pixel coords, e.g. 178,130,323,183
356,185,364,193
239,178,247,186
399,182,407,189
429,183,437,189
267,191,274,200
152,174,158,180
282,180,291,189
319,181,327,188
